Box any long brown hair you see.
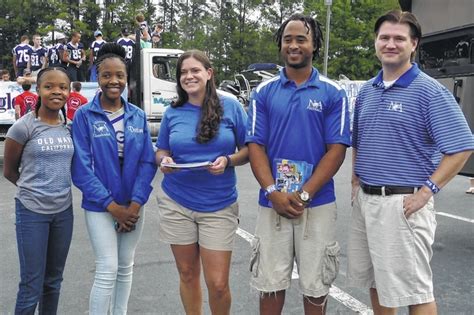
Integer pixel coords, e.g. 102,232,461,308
173,50,223,143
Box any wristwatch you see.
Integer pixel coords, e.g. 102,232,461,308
264,184,278,199
298,189,311,203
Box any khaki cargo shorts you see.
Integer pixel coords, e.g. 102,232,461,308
249,203,340,298
347,189,437,307
157,189,239,251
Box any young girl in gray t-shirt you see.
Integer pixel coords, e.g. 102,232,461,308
3,67,74,314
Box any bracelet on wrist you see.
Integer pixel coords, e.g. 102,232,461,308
424,178,440,194
264,184,278,199
225,155,232,168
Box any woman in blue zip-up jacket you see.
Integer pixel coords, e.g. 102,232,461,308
71,43,157,315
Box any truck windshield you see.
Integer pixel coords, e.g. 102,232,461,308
152,56,179,82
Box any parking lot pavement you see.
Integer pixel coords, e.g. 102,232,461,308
1,147,473,314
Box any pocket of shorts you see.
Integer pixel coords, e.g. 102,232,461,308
231,202,240,224
249,236,260,277
322,241,340,285
399,196,416,232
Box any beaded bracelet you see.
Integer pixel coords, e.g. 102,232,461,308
424,178,440,194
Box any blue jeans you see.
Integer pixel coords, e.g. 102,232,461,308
15,199,74,315
89,64,98,82
85,209,144,315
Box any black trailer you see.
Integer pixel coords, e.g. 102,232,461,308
400,0,474,176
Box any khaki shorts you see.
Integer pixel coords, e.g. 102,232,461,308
157,189,239,251
249,203,340,298
347,189,437,307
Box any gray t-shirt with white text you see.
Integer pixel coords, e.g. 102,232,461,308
6,112,74,214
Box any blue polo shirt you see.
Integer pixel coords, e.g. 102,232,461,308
353,63,474,186
246,67,351,207
156,96,248,212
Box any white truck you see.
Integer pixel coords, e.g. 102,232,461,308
133,48,184,137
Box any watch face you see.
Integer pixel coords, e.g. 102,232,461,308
300,191,309,201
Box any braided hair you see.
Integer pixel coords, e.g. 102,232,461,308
173,50,223,144
275,13,323,60
35,67,69,125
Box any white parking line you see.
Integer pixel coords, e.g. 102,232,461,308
437,212,474,223
329,286,374,315
236,228,373,314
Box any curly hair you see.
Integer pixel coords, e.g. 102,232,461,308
274,13,323,60
35,67,69,125
173,50,223,143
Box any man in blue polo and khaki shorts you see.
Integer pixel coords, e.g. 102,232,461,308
246,13,351,314
349,9,474,315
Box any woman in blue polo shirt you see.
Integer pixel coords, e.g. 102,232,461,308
156,49,248,314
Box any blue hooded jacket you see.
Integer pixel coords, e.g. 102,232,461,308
72,94,157,212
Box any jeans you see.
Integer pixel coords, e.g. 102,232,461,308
85,209,144,315
89,64,98,82
14,199,74,315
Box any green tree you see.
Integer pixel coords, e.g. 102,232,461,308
0,0,401,82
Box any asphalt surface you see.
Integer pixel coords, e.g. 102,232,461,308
0,143,473,314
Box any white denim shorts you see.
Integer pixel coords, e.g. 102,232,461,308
249,203,340,298
157,189,239,251
347,189,437,307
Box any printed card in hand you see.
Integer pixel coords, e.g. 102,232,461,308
274,158,313,193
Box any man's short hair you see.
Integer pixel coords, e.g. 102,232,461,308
374,10,422,41
72,81,82,92
374,10,422,61
20,35,29,42
135,13,145,23
71,31,81,39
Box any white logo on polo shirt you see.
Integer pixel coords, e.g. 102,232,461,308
388,101,403,112
307,99,323,112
